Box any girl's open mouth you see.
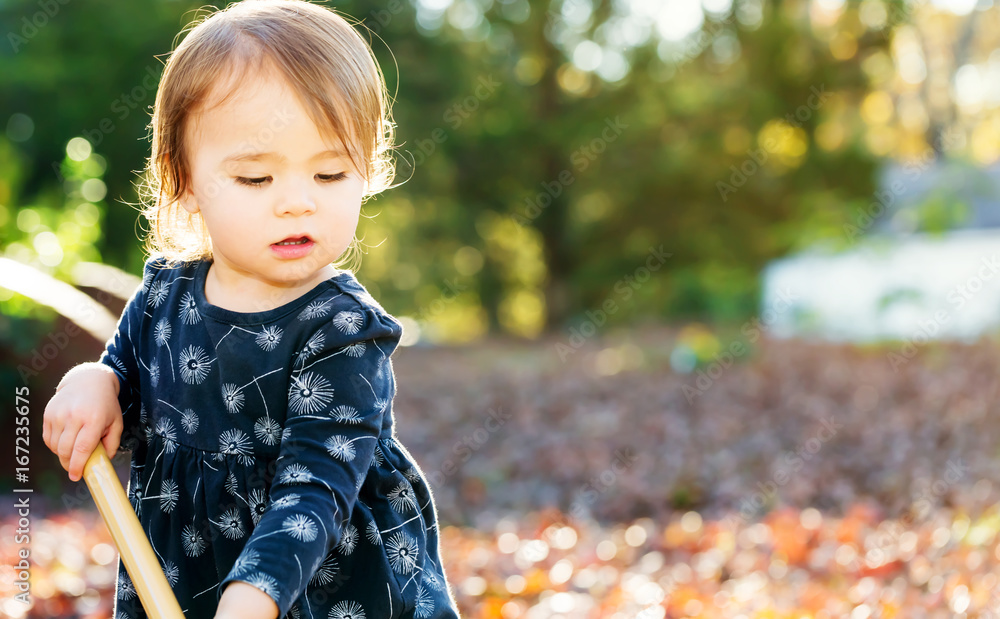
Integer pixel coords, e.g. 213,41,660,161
274,236,310,246
271,236,314,257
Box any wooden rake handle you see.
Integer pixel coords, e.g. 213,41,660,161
83,443,185,619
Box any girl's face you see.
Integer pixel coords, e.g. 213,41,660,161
180,67,367,309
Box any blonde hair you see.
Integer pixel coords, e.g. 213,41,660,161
138,0,396,270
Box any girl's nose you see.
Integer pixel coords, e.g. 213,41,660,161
276,182,317,216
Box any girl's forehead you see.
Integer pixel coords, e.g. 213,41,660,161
182,58,362,164
191,76,352,154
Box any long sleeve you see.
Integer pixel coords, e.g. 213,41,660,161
97,257,159,451
217,303,402,618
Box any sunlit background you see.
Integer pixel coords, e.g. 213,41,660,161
7,0,1000,616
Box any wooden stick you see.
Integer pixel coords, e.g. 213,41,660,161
83,443,185,619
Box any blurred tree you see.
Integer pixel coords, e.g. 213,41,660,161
2,0,897,341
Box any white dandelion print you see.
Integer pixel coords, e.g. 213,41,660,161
254,417,282,446
331,405,361,424
221,383,245,414
109,354,126,374
371,446,384,468
328,600,365,619
366,521,381,545
179,345,212,384
385,531,419,574
324,435,355,462
225,473,239,496
288,372,334,415
180,409,199,434
231,548,260,576
179,291,201,324
245,572,280,598
142,269,154,292
403,468,422,484
387,482,417,513
212,507,245,540
298,299,331,320
218,429,254,465
336,523,358,555
150,361,160,387
255,325,282,351
309,555,340,586
182,524,206,557
154,319,171,346
423,569,445,592
414,583,435,618
283,514,318,542
299,330,326,361
332,310,364,335
154,419,178,454
271,493,300,509
117,572,136,600
148,281,169,308
372,396,389,415
128,477,143,518
342,341,366,358
162,560,179,587
248,489,268,525
281,426,293,443
277,463,313,486
158,479,179,513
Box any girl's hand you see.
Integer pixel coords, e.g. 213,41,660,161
42,363,124,482
215,581,279,619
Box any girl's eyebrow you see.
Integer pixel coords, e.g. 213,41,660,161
222,149,346,164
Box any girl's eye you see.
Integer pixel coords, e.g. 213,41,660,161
235,176,270,188
317,172,348,182
235,173,346,188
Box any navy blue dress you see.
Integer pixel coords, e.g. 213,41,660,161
99,256,462,619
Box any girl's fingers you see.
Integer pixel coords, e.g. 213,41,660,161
69,425,102,482
102,414,123,461
47,422,64,462
55,419,83,474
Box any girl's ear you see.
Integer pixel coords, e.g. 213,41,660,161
179,188,200,214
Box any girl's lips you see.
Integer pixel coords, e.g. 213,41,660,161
274,236,311,245
271,238,314,258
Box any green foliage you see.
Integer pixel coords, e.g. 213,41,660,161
0,0,885,340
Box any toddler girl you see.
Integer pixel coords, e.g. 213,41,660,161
42,1,462,617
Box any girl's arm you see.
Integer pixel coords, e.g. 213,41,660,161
215,581,279,619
